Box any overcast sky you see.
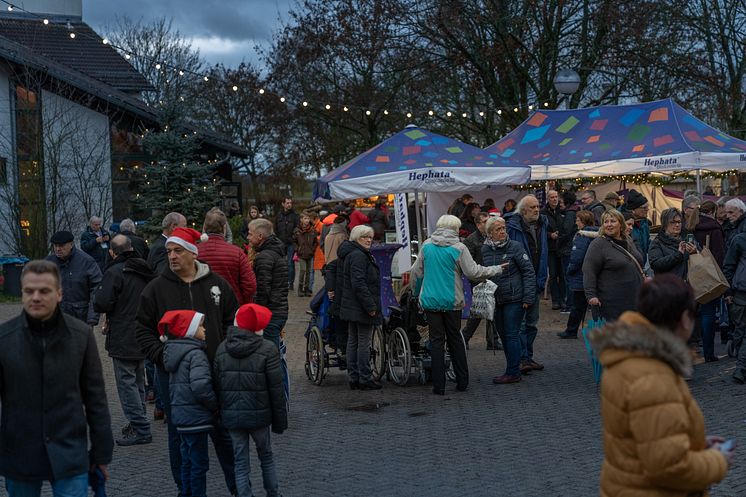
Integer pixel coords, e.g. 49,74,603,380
84,0,294,69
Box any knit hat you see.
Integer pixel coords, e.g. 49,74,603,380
234,303,272,336
166,227,203,255
604,191,620,202
158,310,204,342
625,190,648,210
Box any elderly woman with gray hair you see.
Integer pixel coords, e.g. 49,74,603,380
411,214,505,395
648,208,698,280
339,224,382,390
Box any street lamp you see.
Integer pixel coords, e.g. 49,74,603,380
553,69,580,109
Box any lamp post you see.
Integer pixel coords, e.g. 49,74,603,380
553,69,580,109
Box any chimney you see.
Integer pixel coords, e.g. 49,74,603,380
14,0,82,18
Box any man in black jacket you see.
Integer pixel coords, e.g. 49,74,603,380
147,211,187,274
542,190,566,310
248,218,289,349
580,190,605,226
0,260,112,493
136,227,238,496
274,197,300,290
94,235,155,447
118,218,149,260
80,215,111,271
46,230,102,326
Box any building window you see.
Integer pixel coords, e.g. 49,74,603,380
15,84,46,258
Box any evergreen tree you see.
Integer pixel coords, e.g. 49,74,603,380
134,130,221,236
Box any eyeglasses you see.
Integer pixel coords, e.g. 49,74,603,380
492,226,507,232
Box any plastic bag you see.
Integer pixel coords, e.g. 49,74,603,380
469,280,497,320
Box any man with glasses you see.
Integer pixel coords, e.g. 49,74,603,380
624,190,651,264
579,190,605,226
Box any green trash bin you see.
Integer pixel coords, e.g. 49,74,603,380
2,262,25,297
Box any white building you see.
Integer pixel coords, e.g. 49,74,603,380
0,0,245,258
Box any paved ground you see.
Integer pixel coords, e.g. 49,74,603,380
0,287,744,497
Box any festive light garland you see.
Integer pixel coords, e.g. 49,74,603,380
510,170,741,191
0,0,554,121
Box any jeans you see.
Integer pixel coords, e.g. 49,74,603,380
519,292,541,361
5,473,88,497
157,367,237,495
230,427,280,497
298,257,312,293
728,301,746,375
426,310,468,393
699,300,717,359
563,290,589,336
309,259,315,292
145,359,163,410
285,243,295,288
561,255,572,309
493,302,524,376
548,252,566,307
347,321,373,383
461,317,496,348
112,358,150,436
180,432,209,497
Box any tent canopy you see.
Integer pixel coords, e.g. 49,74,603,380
313,125,530,201
485,98,746,180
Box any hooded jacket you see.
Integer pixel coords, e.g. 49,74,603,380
46,247,102,324
590,312,728,497
411,228,500,311
213,327,288,433
693,214,725,267
93,251,155,360
648,232,691,280
0,311,113,481
323,222,348,264
253,235,289,318
507,213,549,291
558,204,580,258
481,239,536,305
340,241,382,325
163,338,217,433
566,228,599,291
136,261,238,366
198,233,257,305
119,230,149,260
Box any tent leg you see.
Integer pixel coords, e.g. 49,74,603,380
414,190,423,252
696,169,702,196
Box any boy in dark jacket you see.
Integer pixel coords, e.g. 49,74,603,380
160,310,217,497
214,304,287,497
293,213,319,297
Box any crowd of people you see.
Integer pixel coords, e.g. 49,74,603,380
0,186,743,496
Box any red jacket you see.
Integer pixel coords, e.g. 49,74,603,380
348,209,370,229
198,234,257,305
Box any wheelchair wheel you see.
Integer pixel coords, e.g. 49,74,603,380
305,326,324,385
370,325,386,382
387,327,411,386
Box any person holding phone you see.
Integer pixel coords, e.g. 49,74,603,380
589,275,734,496
648,208,697,280
481,216,534,383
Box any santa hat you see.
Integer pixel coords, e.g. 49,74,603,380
488,208,501,217
158,310,204,342
234,303,272,336
166,227,203,255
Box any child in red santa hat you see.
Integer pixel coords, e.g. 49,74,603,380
213,303,288,497
159,310,216,497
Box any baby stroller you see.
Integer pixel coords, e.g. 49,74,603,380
384,286,456,386
304,288,385,385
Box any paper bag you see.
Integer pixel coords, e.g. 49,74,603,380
688,247,729,304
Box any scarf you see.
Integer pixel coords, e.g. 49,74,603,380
484,237,509,249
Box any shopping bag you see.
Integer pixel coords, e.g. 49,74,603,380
469,280,497,320
688,247,729,304
581,306,606,384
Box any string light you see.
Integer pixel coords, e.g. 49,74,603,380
280,97,286,103
497,110,502,115
102,38,109,44
232,85,238,92
406,112,412,118
69,32,75,39
203,76,209,82
383,109,388,115
6,4,12,11
302,101,308,107
325,104,331,110
258,88,265,94
446,111,452,117
42,18,48,24
365,110,371,115
343,106,348,112
428,110,434,116
513,107,519,112
462,112,467,118
155,63,161,70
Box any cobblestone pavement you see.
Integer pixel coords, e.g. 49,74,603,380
0,288,744,497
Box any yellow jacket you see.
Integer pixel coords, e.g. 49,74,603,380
589,312,728,497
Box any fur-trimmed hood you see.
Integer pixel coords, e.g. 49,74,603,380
589,311,692,377
577,228,599,239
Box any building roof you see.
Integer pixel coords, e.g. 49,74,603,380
0,16,153,92
0,21,249,157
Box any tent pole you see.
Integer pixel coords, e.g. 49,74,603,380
696,169,702,196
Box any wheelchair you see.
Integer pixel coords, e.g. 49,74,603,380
304,290,385,386
384,287,456,386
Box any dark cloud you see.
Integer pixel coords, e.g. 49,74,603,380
84,0,292,66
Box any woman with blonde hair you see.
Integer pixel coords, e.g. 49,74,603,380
583,209,644,321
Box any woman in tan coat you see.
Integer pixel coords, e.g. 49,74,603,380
590,274,734,497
